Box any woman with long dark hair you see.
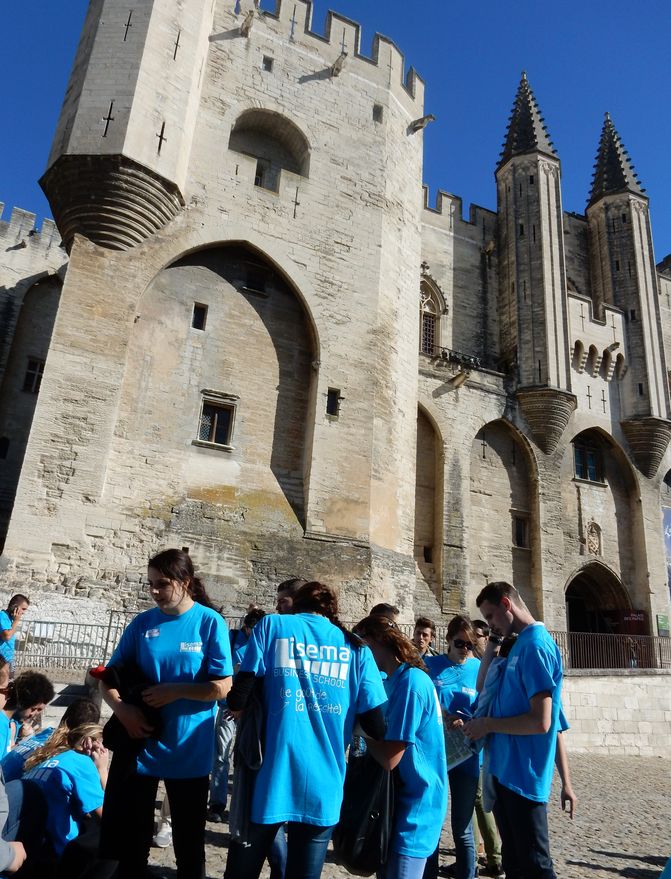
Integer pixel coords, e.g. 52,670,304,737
99,548,232,879
353,615,447,879
223,581,387,879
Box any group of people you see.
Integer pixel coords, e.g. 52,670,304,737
0,553,574,879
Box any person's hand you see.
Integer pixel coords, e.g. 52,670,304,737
142,684,180,708
5,841,26,873
90,740,109,771
116,702,154,738
462,717,491,741
17,719,38,740
445,714,465,730
11,606,25,621
560,783,577,819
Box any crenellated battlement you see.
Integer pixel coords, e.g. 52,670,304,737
0,204,62,255
250,0,425,107
422,187,497,236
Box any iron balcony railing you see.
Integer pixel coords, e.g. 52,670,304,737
11,615,671,673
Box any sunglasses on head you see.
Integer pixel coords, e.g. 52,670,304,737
453,639,473,650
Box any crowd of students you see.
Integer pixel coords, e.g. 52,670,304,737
0,555,574,879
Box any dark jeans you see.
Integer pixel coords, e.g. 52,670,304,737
99,751,208,879
492,777,556,879
2,780,48,879
224,821,333,879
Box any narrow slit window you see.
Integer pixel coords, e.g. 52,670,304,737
22,358,45,394
326,388,341,417
373,104,384,123
519,223,525,238
192,303,208,330
513,516,529,548
262,55,274,72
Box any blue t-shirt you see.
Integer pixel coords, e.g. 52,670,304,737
109,602,233,778
240,613,387,826
0,612,16,663
425,654,481,777
383,664,448,858
24,750,104,855
231,629,250,668
488,623,563,803
1,726,54,781
0,715,11,757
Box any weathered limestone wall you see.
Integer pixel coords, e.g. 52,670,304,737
562,671,671,757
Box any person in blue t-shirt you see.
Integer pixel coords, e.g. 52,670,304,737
354,615,448,879
98,548,233,879
0,596,29,667
424,616,481,879
1,697,100,784
208,606,266,822
464,581,563,879
23,722,107,858
224,582,388,879
1,671,55,758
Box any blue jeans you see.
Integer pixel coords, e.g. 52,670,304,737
448,767,478,879
492,777,556,879
378,851,427,879
210,708,236,808
224,821,332,879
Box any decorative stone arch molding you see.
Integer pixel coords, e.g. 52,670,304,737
419,263,447,356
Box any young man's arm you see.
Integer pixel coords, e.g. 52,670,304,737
555,732,577,819
463,690,552,740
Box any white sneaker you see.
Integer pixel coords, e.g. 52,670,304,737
153,822,172,848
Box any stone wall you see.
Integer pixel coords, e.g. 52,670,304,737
562,670,671,757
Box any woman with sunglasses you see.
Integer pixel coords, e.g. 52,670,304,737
424,615,481,879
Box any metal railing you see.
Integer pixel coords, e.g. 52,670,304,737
10,614,671,673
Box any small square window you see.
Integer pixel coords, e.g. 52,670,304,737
22,358,45,394
519,223,525,238
192,303,208,330
373,104,384,123
513,516,529,548
262,55,274,72
198,401,235,447
326,388,341,417
529,174,535,184
629,309,637,321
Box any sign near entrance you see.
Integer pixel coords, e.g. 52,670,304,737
657,614,670,638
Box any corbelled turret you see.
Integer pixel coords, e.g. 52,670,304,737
496,73,575,453
587,114,671,476
40,0,215,251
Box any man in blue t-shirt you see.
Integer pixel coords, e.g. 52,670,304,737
464,581,562,879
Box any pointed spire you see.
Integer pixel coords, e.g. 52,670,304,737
588,113,646,206
498,72,558,170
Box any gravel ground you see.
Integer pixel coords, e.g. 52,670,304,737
148,753,671,878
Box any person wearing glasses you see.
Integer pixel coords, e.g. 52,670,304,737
424,616,481,879
98,548,233,879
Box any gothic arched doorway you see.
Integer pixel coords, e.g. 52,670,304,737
565,563,632,634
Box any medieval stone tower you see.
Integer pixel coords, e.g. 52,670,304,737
1,2,670,636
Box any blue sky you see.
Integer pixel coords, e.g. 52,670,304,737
2,0,670,260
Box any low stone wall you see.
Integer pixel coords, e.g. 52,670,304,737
562,670,671,757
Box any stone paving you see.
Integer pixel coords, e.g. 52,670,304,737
148,754,671,878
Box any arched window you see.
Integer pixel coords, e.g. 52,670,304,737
420,291,438,355
229,109,310,192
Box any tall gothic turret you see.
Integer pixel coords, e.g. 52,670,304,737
40,0,216,250
496,73,575,453
587,114,671,476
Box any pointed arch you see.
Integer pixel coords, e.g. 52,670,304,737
414,403,444,603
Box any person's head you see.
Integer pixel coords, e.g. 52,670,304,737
242,607,266,634
25,722,104,772
476,581,529,637
446,615,476,664
412,617,435,656
7,671,55,719
291,582,339,622
471,619,489,658
276,578,307,614
60,698,101,730
7,595,29,618
353,615,426,674
68,723,104,753
147,548,215,614
370,603,400,621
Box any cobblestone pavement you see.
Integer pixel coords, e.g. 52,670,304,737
149,754,670,878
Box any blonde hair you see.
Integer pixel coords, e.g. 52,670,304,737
24,723,103,771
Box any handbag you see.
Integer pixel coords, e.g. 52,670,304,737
332,752,395,877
